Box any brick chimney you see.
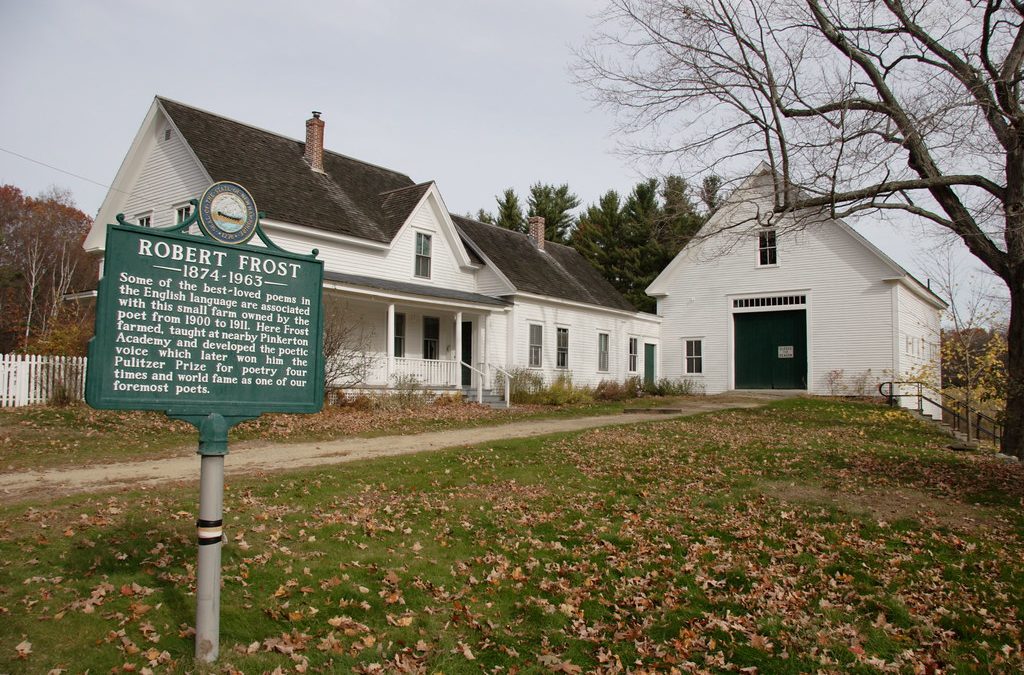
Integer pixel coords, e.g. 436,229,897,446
304,111,325,172
528,216,545,251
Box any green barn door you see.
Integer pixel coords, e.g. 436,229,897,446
734,310,807,389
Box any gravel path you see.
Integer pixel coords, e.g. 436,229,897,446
0,397,771,504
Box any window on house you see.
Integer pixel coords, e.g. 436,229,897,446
529,324,543,367
758,229,777,266
628,337,638,372
685,339,703,374
394,313,406,358
598,333,609,372
175,205,191,224
556,327,569,369
423,317,439,360
137,214,151,228
415,232,432,278
164,128,172,141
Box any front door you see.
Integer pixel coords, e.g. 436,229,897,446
461,321,473,386
734,310,807,389
643,343,656,388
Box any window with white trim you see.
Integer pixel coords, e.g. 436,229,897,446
394,313,406,358
598,333,609,372
758,229,777,266
556,327,569,369
628,337,638,372
684,339,703,374
136,213,152,228
415,232,432,278
175,204,191,224
529,324,543,367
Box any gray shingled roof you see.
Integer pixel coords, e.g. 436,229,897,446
324,271,510,307
452,216,637,312
159,97,415,243
159,98,635,313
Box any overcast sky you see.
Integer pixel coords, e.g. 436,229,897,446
0,0,990,295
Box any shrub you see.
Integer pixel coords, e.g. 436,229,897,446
543,372,593,405
501,368,545,404
500,368,594,405
643,377,705,396
595,376,643,401
372,374,431,411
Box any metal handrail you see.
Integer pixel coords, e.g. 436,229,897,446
487,363,512,409
878,381,1003,444
459,361,484,404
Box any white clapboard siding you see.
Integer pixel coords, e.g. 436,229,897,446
0,354,87,407
121,120,210,230
511,297,661,388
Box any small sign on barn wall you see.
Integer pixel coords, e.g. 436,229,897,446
778,345,794,359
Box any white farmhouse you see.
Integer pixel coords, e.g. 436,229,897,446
83,97,662,401
647,167,946,401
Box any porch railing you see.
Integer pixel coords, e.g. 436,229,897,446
393,357,458,387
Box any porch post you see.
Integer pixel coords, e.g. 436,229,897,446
386,303,395,384
454,311,463,388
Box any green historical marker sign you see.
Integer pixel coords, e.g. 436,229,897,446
87,200,324,418
85,184,324,662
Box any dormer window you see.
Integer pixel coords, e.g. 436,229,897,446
758,229,777,266
415,232,432,278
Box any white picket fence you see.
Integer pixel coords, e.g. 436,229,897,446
0,354,87,407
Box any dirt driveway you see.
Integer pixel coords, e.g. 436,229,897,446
0,396,773,504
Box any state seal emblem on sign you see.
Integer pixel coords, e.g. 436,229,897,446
198,181,258,245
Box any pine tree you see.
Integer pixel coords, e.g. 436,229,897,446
527,183,580,244
494,189,525,233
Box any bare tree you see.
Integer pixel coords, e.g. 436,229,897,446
322,300,375,391
577,0,1024,457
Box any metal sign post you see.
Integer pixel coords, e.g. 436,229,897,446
86,184,325,662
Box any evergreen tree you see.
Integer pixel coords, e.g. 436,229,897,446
661,175,704,253
473,209,495,225
571,190,623,284
527,183,580,244
699,174,723,214
494,188,525,233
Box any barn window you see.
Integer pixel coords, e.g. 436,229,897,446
685,339,703,374
758,229,777,265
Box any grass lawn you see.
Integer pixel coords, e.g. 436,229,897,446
1,398,1022,673
0,396,664,472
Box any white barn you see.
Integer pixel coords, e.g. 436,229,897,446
647,168,946,401
83,97,662,401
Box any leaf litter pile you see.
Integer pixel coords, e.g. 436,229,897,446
1,398,1023,673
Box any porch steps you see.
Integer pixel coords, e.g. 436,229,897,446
461,387,508,409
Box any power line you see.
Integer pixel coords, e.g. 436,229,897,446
0,146,128,194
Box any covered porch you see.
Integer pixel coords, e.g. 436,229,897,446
322,272,510,396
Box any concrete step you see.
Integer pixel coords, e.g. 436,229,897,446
461,388,508,409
